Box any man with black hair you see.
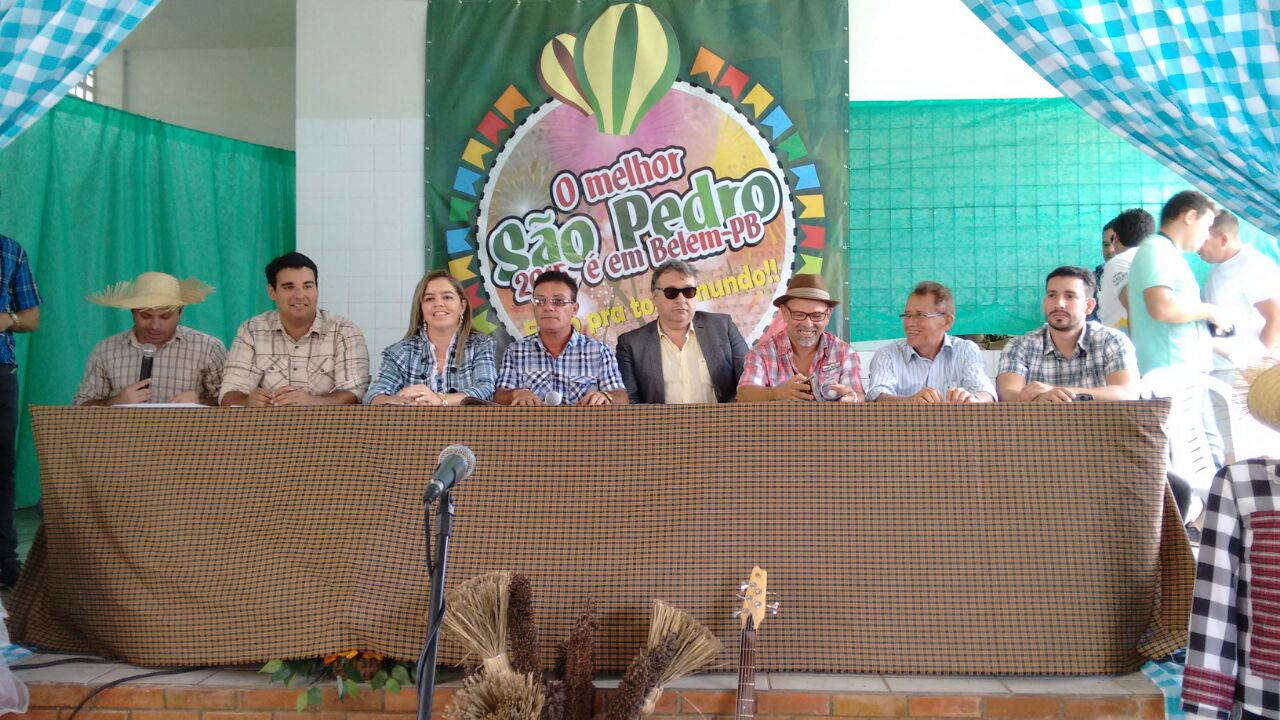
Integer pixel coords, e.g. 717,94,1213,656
219,252,369,406
1200,211,1280,367
1097,207,1155,330
997,266,1137,402
1128,191,1230,375
495,270,627,406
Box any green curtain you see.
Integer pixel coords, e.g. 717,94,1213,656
0,97,295,506
848,98,1280,342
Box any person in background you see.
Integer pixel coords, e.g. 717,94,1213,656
1097,207,1155,331
1091,216,1118,321
365,270,496,405
220,252,369,406
1199,211,1280,370
75,272,225,406
0,234,38,589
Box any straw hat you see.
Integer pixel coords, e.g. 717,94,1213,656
87,272,213,309
1246,361,1280,432
773,273,838,307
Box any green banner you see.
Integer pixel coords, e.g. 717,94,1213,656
426,0,849,344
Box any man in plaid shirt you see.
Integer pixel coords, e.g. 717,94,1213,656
1184,458,1280,720
738,273,862,403
495,270,627,406
0,234,38,589
996,266,1138,402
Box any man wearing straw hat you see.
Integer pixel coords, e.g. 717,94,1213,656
737,273,862,403
75,272,226,406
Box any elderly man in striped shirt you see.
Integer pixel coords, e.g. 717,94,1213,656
866,281,994,403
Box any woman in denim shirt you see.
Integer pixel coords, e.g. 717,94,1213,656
365,270,496,405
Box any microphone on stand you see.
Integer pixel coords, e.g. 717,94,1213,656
423,444,476,504
543,390,562,406
139,344,156,382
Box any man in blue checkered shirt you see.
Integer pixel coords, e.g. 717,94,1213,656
495,270,628,406
0,234,40,589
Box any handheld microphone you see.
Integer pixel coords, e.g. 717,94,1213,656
543,390,562,406
139,344,156,382
423,444,476,504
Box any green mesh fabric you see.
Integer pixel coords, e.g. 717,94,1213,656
847,98,1280,341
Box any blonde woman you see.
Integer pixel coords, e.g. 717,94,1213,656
365,271,496,405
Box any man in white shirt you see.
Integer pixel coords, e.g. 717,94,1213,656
1200,211,1280,371
1097,207,1154,331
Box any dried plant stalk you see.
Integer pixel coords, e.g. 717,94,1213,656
507,574,541,675
443,668,544,720
540,678,567,720
558,600,598,720
648,600,724,686
609,633,677,720
442,572,513,672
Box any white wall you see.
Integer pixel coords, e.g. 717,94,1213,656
295,0,427,375
96,47,296,149
849,0,1057,100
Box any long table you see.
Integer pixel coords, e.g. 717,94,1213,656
9,402,1190,675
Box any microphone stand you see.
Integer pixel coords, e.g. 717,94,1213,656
416,489,455,720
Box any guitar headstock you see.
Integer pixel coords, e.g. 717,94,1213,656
736,566,777,628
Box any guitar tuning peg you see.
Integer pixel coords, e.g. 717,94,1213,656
735,593,747,601
766,590,779,596
732,609,743,618
767,602,781,614
739,582,750,591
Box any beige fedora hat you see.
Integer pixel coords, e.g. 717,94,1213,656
773,272,839,308
87,272,214,309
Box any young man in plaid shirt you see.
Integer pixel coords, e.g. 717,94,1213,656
996,266,1138,403
0,234,38,589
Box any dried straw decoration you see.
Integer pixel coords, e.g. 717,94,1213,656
607,633,677,720
1245,360,1280,432
507,574,541,675
640,601,724,714
443,668,544,720
442,572,513,674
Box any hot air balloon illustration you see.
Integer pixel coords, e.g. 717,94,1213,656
574,3,680,136
537,33,593,117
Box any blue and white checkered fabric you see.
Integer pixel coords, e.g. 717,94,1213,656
0,0,159,149
1142,659,1187,720
963,1,1280,237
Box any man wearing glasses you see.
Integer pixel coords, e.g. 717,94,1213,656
996,266,1138,402
866,281,994,403
737,273,862,403
495,269,628,406
615,260,749,403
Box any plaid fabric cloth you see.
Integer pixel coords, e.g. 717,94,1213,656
997,321,1137,389
1184,459,1280,720
364,330,496,403
0,0,160,148
496,329,624,404
962,1,1280,236
72,327,226,405
739,329,863,397
219,310,370,402
12,402,1189,672
866,335,994,400
0,234,39,365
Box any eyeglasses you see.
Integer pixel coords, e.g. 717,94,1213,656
531,297,574,307
786,309,830,322
899,311,948,320
656,286,697,300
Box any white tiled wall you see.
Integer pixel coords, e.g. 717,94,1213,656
295,116,426,376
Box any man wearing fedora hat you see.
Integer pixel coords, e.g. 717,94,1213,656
738,273,862,403
75,272,227,406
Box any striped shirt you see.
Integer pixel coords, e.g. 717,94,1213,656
997,321,1136,389
0,235,40,366
219,309,370,402
866,335,994,401
497,329,624,405
364,330,497,403
73,326,227,405
739,329,863,397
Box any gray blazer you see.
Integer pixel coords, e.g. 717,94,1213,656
615,311,748,404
